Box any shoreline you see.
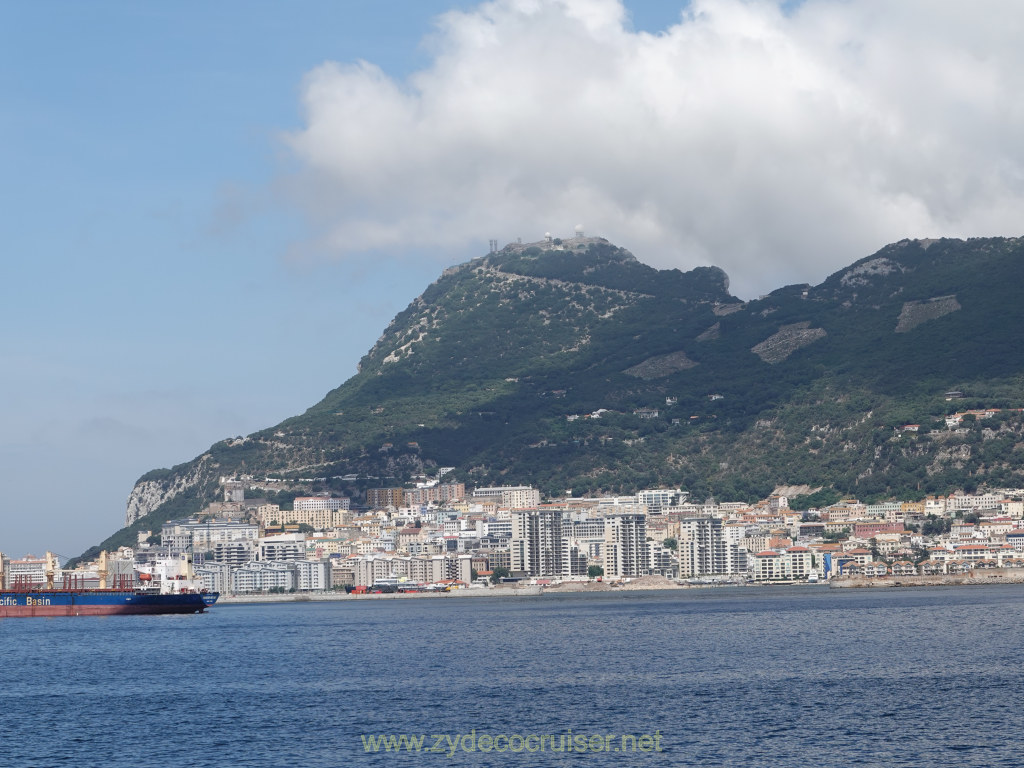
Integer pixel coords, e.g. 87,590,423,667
216,570,1024,603
217,586,544,604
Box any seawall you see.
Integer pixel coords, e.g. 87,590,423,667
218,586,543,604
831,567,1024,588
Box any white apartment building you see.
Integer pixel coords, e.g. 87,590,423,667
749,547,817,582
603,513,647,578
483,517,512,539
232,562,296,593
350,554,473,586
294,560,331,591
195,562,232,593
207,540,257,566
257,533,306,562
4,555,49,586
473,485,541,509
637,489,685,515
676,517,748,578
269,508,349,530
512,509,581,577
294,496,351,512
569,516,607,560
947,492,1004,514
161,519,259,554
1000,500,1024,518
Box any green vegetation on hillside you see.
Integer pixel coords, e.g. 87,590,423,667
77,236,1024,560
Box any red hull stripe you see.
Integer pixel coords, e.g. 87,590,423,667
0,604,206,617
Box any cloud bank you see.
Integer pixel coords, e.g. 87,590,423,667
284,0,1024,298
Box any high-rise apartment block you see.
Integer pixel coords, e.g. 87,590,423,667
676,517,747,577
603,513,647,578
511,509,587,578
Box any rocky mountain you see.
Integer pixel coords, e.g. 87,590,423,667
79,234,1024,560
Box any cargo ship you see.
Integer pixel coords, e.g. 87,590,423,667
0,551,218,618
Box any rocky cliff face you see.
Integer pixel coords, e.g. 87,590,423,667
124,455,214,526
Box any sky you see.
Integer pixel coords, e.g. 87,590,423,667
2,0,1022,559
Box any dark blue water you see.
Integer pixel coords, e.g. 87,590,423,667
4,586,1024,767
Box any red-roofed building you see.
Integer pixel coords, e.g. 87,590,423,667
843,548,874,567
891,561,917,577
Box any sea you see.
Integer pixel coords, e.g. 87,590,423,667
4,585,1024,768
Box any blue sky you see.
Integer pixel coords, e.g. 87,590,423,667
0,1,467,557
0,1,686,557
2,0,1020,558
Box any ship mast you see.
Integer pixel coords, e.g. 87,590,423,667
98,550,108,589
45,551,58,589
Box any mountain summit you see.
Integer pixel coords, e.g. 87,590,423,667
83,235,1024,559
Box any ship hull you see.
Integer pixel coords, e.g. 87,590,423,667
0,590,218,617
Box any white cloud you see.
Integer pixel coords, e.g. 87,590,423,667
283,0,1024,298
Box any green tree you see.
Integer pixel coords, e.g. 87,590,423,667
663,537,678,551
588,565,604,579
489,566,511,584
869,537,883,562
921,515,951,536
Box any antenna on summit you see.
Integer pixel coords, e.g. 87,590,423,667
574,224,584,238
488,239,498,253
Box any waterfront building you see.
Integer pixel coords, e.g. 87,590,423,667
295,559,331,591
195,562,232,593
603,513,647,578
676,517,748,578
647,539,675,576
507,512,581,577
750,551,783,581
350,553,472,586
749,546,817,582
232,562,296,593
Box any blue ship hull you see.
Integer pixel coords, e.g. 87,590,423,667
0,589,219,617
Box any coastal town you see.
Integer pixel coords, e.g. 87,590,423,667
6,474,1024,596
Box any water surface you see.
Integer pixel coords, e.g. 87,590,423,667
3,585,1022,767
